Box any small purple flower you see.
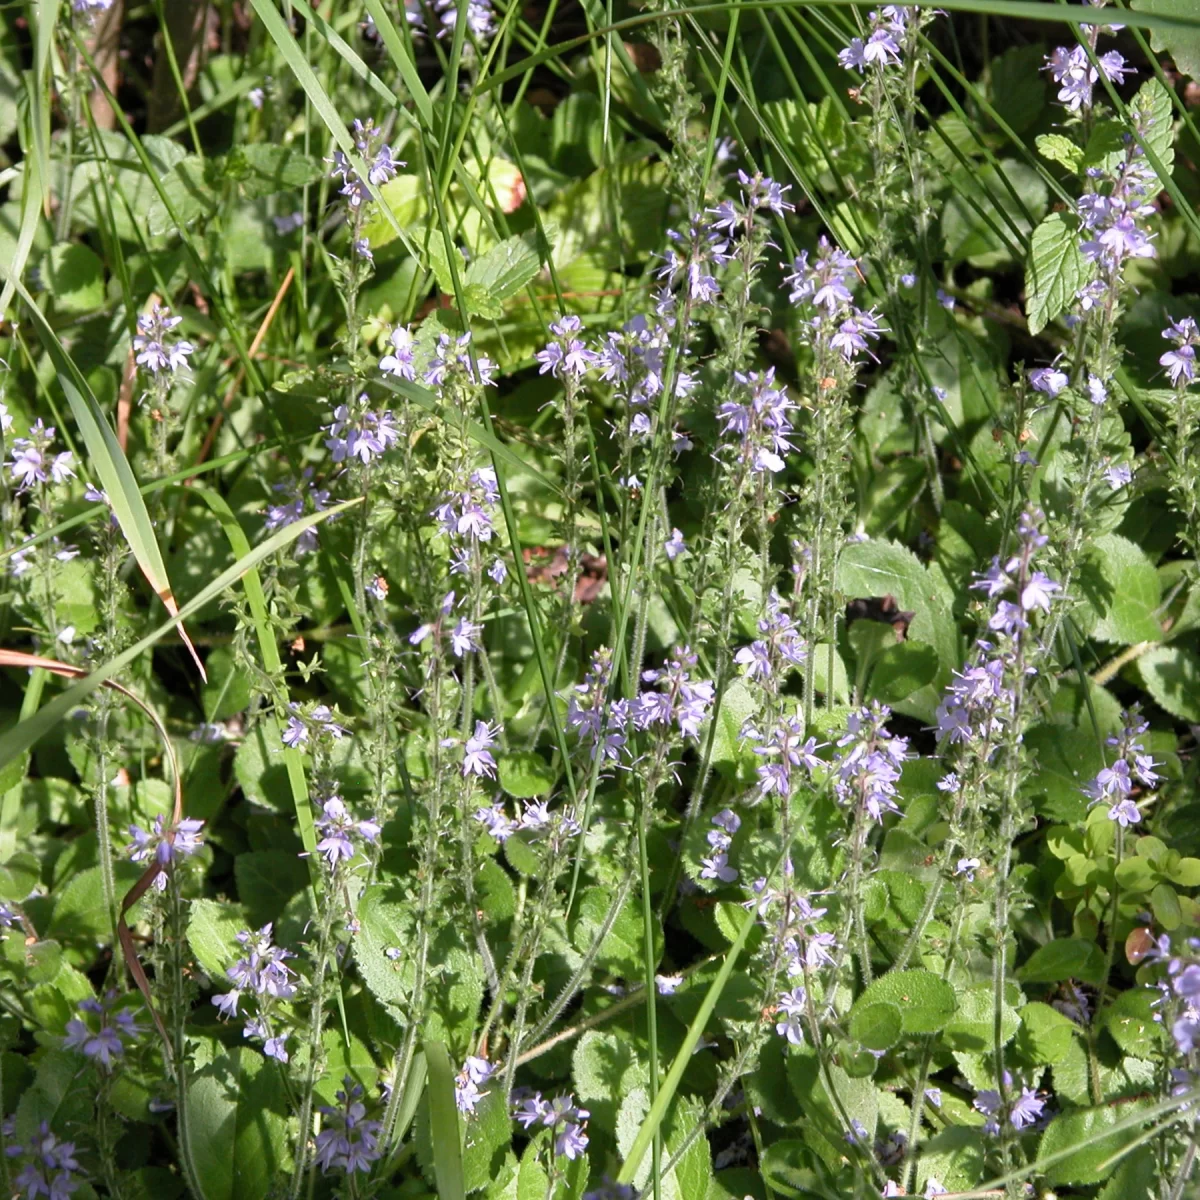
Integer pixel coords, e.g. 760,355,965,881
134,303,194,376
1106,463,1132,489
474,803,515,842
450,617,482,657
664,528,686,560
62,991,142,1070
380,325,417,380
463,720,500,779
126,814,205,890
1029,366,1068,397
315,1077,384,1175
775,986,807,1045
955,857,980,882
655,973,683,995
312,795,380,868
1020,571,1060,613
455,1056,495,1114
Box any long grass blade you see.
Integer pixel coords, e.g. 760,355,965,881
424,1039,466,1200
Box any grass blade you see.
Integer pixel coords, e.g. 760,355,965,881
616,902,757,1185
424,1039,466,1200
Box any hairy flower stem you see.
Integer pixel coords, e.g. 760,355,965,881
290,864,344,1197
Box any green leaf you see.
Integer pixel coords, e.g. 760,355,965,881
187,898,247,981
1124,77,1177,178
1037,1101,1153,1186
497,752,557,798
1017,938,1106,985
146,154,218,237
709,679,759,783
573,886,656,978
1131,0,1200,80
915,1127,987,1194
1017,1001,1077,1065
1137,645,1200,722
942,158,1047,267
42,243,104,313
1098,986,1165,1059
1090,533,1162,644
233,144,321,197
848,1001,903,1051
1026,212,1086,335
425,1039,466,1200
234,851,307,928
836,540,958,690
867,642,938,705
848,969,958,1035
185,1043,291,1200
941,982,1021,1052
463,234,541,317
202,647,252,721
1024,724,1105,823
1036,133,1083,173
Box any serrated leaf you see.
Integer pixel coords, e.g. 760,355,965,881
1037,1101,1153,1185
1017,937,1106,985
464,234,540,304
235,144,322,197
867,642,938,705
1026,212,1085,335
849,969,958,1035
185,1043,291,1200
848,1001,903,1051
1131,0,1200,81
187,897,247,981
1137,645,1200,722
1090,533,1163,644
497,752,556,798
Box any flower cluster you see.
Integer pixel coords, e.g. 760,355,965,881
734,590,808,685
212,923,296,1062
708,169,794,236
743,715,823,802
3,1120,85,1199
434,467,501,561
785,237,886,369
567,648,626,763
535,314,599,380
831,704,910,822
699,809,740,884
512,1090,590,1160
972,1070,1046,1135
473,797,581,847
654,216,730,309
1161,316,1199,389
264,468,331,553
312,795,381,868
282,703,348,749
7,420,75,491
632,646,714,744
314,1077,383,1175
409,589,484,659
1082,707,1159,828
133,303,195,378
454,1055,496,1114
63,991,142,1070
462,720,500,779
716,368,798,476
325,397,400,466
328,118,401,210
423,331,496,391
837,6,912,74
126,813,205,891
407,0,497,41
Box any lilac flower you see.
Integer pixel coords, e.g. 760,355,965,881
8,421,74,491
126,814,205,891
1106,463,1132,489
379,325,417,380
4,1120,84,1200
775,986,807,1045
474,803,515,842
315,1077,384,1174
512,1091,590,1159
263,1035,289,1063
264,468,330,554
451,616,483,657
1029,366,1068,397
535,314,599,379
1010,1087,1046,1130
325,400,401,465
955,857,980,882
328,119,403,208
312,795,380,867
664,528,686,560
63,992,142,1070
133,303,195,376
1161,316,1199,387
1020,571,1060,613
831,704,909,822
463,721,500,778
700,851,738,883
282,702,347,748
455,1056,495,1114
655,973,683,995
